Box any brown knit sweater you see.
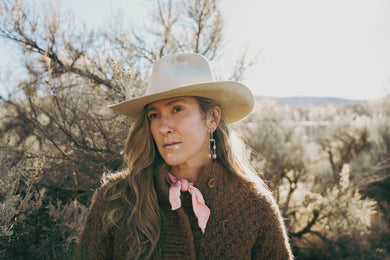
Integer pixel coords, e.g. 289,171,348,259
75,163,293,259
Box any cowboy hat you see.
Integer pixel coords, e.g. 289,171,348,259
108,53,254,123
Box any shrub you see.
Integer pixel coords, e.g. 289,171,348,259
0,149,87,259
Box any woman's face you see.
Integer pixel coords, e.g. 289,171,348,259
147,96,211,172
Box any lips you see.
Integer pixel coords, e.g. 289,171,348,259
163,141,181,150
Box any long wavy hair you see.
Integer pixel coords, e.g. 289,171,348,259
102,96,266,259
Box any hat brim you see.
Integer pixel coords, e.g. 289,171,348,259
107,81,254,123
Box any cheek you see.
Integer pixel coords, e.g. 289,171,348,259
149,122,159,142
181,118,208,143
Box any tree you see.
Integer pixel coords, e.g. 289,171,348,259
236,99,389,259
1,0,389,258
0,0,248,203
0,0,255,257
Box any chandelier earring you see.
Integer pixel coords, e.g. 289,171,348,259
207,127,217,159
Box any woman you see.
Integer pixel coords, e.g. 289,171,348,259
75,53,293,259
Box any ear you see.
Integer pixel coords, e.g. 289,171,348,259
206,106,221,129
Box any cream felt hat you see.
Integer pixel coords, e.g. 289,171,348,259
108,53,254,123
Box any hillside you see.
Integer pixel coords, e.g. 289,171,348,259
256,96,364,106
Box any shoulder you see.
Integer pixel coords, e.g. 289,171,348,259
75,173,129,259
87,172,129,216
100,171,129,197
237,178,293,259
210,164,276,215
229,171,273,205
227,173,283,226
231,174,293,255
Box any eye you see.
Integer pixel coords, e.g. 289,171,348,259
148,112,159,120
173,106,183,113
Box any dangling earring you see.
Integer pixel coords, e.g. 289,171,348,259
207,128,217,159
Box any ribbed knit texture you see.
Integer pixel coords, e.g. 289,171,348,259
75,163,293,259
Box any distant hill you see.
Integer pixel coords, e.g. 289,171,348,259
256,96,365,106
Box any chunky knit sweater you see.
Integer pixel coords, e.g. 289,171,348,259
75,163,293,259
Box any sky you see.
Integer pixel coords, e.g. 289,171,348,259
1,0,390,100
225,0,390,100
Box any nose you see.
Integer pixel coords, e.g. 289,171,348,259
158,115,174,135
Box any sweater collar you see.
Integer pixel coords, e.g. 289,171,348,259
193,162,222,195
156,162,225,202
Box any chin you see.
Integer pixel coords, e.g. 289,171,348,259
161,157,182,166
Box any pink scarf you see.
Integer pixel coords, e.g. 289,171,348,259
166,173,210,233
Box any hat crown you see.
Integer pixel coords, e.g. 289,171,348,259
147,53,215,95
108,53,254,123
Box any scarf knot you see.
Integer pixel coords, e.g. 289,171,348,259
167,172,210,233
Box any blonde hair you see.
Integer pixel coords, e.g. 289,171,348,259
102,96,266,259
102,111,162,259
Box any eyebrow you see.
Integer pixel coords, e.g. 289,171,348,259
146,98,184,112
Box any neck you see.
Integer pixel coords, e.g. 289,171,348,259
170,161,212,181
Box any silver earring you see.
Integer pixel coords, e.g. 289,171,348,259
208,128,217,159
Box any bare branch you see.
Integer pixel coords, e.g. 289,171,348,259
290,210,320,238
